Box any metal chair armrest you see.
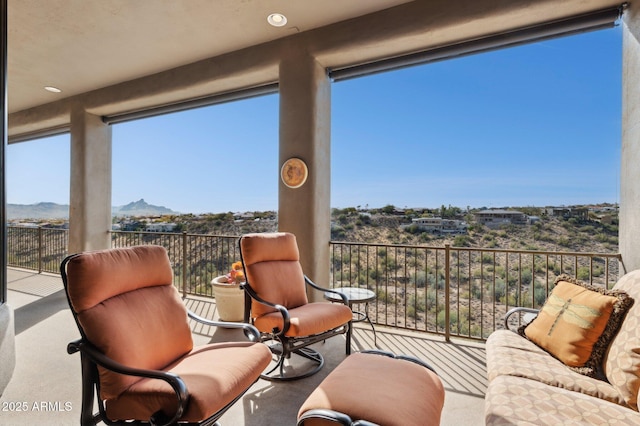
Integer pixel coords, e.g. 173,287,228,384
241,283,292,335
186,310,261,342
297,408,354,426
503,307,539,330
304,276,349,305
67,339,188,426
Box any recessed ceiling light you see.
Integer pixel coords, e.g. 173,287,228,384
267,13,287,27
44,86,62,93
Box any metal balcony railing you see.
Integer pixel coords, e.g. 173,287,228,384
7,225,69,273
329,241,622,340
6,226,622,341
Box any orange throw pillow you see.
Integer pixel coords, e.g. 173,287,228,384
521,274,633,377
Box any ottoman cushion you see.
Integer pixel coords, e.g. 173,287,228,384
298,352,445,426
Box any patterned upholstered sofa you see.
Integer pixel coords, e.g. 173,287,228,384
485,269,640,425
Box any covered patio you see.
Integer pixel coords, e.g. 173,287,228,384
2,268,485,424
3,1,640,423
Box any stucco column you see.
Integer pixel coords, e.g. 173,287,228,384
278,49,331,301
68,109,112,253
621,5,640,273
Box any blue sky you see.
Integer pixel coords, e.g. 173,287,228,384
7,26,622,214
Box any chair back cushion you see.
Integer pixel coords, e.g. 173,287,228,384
240,232,308,318
64,245,194,399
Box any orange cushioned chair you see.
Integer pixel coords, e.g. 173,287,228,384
239,232,353,381
61,245,272,426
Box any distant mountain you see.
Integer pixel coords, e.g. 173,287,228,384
112,199,176,216
7,199,176,220
7,202,69,220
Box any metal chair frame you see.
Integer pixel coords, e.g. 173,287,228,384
239,237,352,381
241,276,351,381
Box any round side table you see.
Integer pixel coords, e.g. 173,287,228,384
325,287,377,345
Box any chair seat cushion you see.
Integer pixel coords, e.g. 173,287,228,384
105,341,272,423
298,352,445,426
254,302,352,337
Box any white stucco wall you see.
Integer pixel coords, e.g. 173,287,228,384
620,2,640,272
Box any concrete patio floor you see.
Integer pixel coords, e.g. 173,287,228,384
1,268,486,425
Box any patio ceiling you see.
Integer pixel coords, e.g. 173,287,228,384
8,0,412,114
7,0,623,139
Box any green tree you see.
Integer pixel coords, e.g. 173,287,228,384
380,204,396,214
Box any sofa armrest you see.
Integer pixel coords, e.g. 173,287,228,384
503,307,539,331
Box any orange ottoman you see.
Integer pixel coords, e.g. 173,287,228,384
297,350,445,426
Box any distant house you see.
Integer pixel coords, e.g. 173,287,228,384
474,210,528,228
234,212,254,221
145,222,177,232
545,207,588,221
412,217,443,232
120,220,144,231
588,205,618,225
588,205,618,213
412,217,467,233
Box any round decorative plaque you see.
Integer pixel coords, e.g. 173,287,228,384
281,157,308,188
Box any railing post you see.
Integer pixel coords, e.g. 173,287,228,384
182,231,187,297
38,226,43,273
445,243,450,342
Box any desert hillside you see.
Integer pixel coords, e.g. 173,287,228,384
169,205,619,254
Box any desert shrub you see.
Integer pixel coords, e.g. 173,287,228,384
369,269,380,281
382,256,398,271
481,253,494,264
453,235,470,247
426,289,437,311
358,214,371,225
520,269,533,286
470,282,483,299
437,308,472,335
407,304,418,319
413,271,427,288
331,226,347,239
534,285,548,306
407,293,426,314
419,233,433,243
493,266,506,278
548,263,561,275
493,279,506,302
577,266,590,281
357,272,369,286
376,288,395,303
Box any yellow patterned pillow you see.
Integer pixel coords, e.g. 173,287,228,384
521,274,633,377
